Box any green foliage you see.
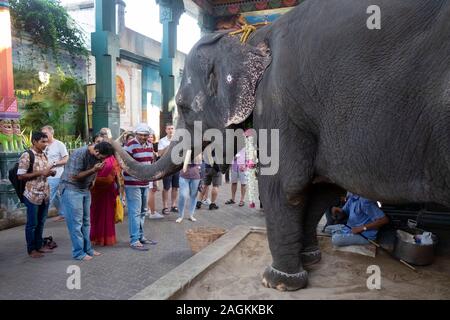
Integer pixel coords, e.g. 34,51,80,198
61,135,86,150
20,129,86,150
21,129,32,149
13,67,41,98
19,69,86,139
9,0,88,61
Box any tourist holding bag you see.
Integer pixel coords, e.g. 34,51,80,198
115,195,124,223
89,134,122,246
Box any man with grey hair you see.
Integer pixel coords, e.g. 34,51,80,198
41,125,69,222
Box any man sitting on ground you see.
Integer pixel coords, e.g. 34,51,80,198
325,193,389,246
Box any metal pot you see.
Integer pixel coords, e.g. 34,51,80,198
393,228,438,266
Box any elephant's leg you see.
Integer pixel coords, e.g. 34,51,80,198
260,175,310,291
256,108,316,290
301,183,345,266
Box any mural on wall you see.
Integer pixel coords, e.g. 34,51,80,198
116,75,126,113
216,15,246,30
215,7,293,31
241,7,293,23
213,0,300,17
116,62,142,132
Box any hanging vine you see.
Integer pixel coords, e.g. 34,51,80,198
9,0,88,62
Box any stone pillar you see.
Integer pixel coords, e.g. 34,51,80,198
156,0,184,138
0,1,23,225
0,0,19,123
117,0,126,34
141,65,150,123
0,0,19,153
91,0,120,138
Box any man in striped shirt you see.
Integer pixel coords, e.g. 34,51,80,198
124,123,158,251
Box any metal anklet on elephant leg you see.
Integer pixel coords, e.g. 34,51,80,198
262,265,308,291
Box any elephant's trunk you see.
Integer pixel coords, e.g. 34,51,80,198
111,139,183,181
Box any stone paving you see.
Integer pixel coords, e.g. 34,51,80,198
0,182,265,300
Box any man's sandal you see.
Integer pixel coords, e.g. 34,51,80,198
130,242,149,251
162,208,170,215
225,199,235,205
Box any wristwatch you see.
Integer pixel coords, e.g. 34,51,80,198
363,226,367,231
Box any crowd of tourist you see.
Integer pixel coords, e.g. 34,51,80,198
18,123,257,260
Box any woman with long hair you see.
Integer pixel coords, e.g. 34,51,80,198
90,134,122,246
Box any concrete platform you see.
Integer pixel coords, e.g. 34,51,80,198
130,225,258,300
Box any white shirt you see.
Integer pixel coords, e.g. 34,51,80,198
45,139,69,178
158,136,171,151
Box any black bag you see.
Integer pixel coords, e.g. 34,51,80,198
8,150,35,203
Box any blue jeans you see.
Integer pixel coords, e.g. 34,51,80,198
325,224,369,246
125,187,149,244
48,177,63,216
178,177,200,219
24,197,49,254
61,188,93,260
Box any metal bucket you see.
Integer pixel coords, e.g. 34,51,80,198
393,228,438,266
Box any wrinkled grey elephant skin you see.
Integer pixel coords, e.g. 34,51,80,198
115,0,450,291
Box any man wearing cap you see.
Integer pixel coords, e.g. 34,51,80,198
123,123,158,251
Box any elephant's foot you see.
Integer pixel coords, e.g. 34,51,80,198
261,265,308,291
301,248,321,267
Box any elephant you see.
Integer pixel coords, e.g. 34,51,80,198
112,0,450,291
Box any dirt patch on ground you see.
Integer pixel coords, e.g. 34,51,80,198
176,232,450,299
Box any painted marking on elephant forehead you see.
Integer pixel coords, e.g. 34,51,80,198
226,74,233,84
187,76,192,85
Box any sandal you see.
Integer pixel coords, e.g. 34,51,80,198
162,208,170,215
130,242,149,251
171,206,179,213
140,238,158,245
239,201,245,207
225,199,235,205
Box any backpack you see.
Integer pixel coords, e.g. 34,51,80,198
8,150,35,203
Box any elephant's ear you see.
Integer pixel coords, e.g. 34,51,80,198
252,41,271,94
221,36,272,127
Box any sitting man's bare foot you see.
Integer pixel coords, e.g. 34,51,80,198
29,250,44,258
92,251,102,256
52,216,65,222
82,255,93,261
